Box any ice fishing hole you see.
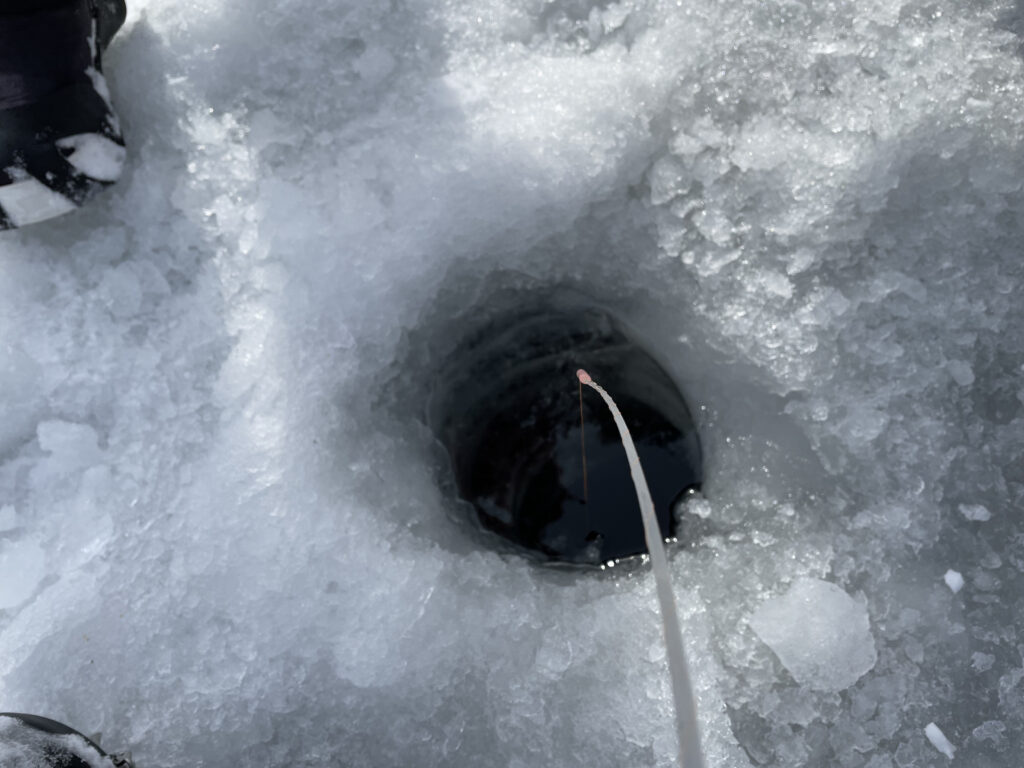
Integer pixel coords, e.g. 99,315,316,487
427,293,702,566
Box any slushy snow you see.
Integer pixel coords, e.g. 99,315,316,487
1,0,1023,766
748,578,876,692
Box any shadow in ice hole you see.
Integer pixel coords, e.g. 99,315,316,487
429,293,702,566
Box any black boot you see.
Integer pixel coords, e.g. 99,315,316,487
0,712,135,767
0,0,127,229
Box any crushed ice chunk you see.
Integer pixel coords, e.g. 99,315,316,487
785,248,817,276
535,636,574,675
749,578,877,691
958,503,991,521
757,270,794,299
649,155,689,205
979,552,1001,569
843,404,889,444
0,344,44,456
946,359,975,387
924,722,955,759
694,208,734,247
97,262,144,319
997,668,1024,714
971,652,995,672
852,504,911,532
903,637,924,664
687,498,712,519
943,570,964,593
971,720,1005,744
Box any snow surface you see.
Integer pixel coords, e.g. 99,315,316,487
1,0,1023,766
748,578,876,692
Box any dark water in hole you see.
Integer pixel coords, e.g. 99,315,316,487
429,299,702,565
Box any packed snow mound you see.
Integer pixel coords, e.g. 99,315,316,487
0,0,1023,766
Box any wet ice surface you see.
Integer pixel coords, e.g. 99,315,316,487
0,0,1022,766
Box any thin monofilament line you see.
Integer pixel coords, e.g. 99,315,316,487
576,368,705,768
579,378,588,503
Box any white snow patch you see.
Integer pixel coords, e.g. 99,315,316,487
56,133,127,182
0,177,76,227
